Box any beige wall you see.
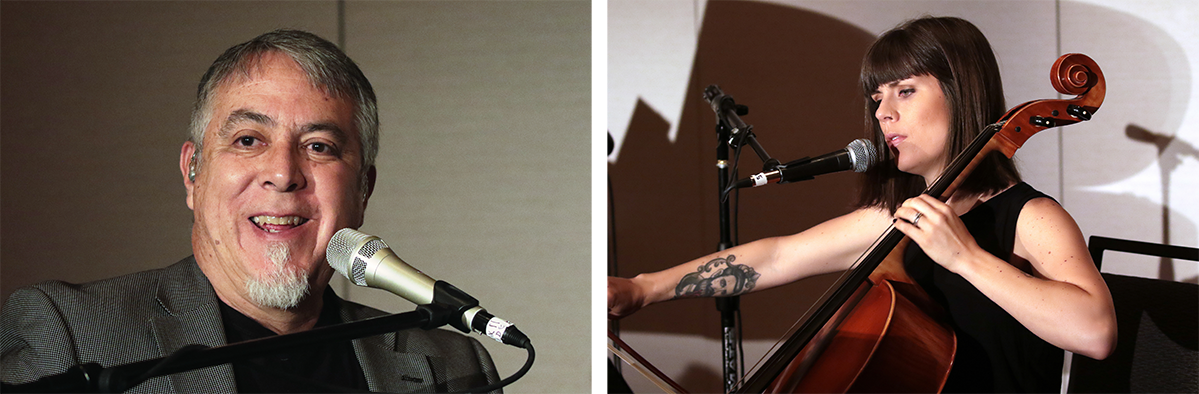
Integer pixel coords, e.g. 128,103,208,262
609,0,1198,392
0,1,589,392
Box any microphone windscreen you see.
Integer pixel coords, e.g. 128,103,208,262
327,228,385,286
847,139,879,173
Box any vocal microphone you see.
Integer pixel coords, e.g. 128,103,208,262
326,228,529,348
729,138,878,189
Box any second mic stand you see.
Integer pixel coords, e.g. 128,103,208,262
704,85,781,393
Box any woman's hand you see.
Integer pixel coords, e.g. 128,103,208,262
608,276,649,319
892,194,985,274
895,194,1116,359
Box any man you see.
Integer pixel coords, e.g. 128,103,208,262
2,30,499,393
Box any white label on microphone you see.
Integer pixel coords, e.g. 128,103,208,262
485,317,513,343
750,173,768,187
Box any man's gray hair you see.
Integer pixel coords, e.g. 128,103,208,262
188,29,378,185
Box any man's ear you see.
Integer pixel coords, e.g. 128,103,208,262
180,141,197,210
362,165,377,209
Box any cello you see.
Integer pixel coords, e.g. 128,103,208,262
609,53,1106,393
728,53,1107,393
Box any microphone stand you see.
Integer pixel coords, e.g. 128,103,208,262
714,120,741,394
703,85,781,393
5,304,462,393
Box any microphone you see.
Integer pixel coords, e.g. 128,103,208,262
730,138,878,189
703,85,751,137
326,228,529,348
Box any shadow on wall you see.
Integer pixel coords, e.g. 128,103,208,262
1061,2,1195,282
609,0,874,348
1123,124,1198,283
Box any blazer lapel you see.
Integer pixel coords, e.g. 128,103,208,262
353,332,440,393
149,258,237,393
338,296,442,393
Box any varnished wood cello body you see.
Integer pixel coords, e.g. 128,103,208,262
734,53,1107,393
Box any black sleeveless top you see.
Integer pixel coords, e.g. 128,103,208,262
903,182,1063,393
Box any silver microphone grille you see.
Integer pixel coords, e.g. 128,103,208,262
846,138,878,173
327,228,378,281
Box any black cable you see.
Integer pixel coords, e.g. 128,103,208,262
728,143,743,217
458,340,534,392
729,187,740,246
737,309,745,384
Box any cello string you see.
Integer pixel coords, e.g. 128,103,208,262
733,52,1104,389
735,219,895,386
734,122,1003,388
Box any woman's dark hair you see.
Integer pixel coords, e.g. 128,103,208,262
856,17,1020,213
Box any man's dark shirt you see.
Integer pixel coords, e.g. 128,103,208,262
219,290,370,393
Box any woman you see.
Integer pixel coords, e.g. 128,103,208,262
607,16,1116,392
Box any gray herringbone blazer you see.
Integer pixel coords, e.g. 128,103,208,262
1,257,500,392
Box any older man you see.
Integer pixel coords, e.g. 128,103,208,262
2,30,498,393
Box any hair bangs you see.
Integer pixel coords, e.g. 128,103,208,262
854,17,1020,212
860,30,934,97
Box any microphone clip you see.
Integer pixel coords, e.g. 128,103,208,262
774,156,815,184
703,85,757,148
423,281,480,334
426,281,530,348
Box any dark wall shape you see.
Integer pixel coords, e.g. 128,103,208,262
610,3,875,388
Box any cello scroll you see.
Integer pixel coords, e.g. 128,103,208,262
991,53,1105,159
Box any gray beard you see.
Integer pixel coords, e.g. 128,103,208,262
244,243,309,309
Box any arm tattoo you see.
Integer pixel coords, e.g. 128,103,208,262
673,255,761,298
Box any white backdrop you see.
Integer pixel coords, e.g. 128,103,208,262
608,1,1197,392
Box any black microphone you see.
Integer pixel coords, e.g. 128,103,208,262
326,228,529,348
730,139,878,189
703,85,750,136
